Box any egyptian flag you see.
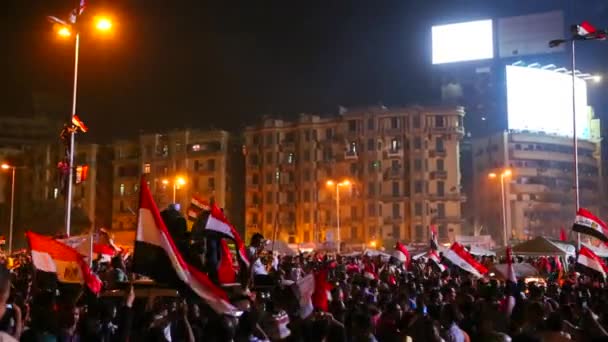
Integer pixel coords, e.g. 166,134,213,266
430,225,439,250
187,195,209,222
443,242,488,278
292,274,315,319
428,250,446,272
574,21,606,40
393,242,410,266
577,246,608,279
203,204,249,268
132,177,240,316
506,246,517,283
27,231,101,294
93,243,115,263
572,208,608,242
363,263,378,280
217,239,236,284
69,0,87,23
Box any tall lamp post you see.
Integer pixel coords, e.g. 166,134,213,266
50,14,114,236
1,164,16,254
489,169,511,246
326,179,351,253
550,23,606,249
163,177,187,204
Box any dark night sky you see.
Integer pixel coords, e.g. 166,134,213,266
1,0,608,142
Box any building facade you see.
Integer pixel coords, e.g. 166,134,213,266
111,129,241,232
472,131,602,245
244,106,466,247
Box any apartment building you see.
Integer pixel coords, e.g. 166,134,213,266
472,131,602,244
111,129,242,231
244,106,466,246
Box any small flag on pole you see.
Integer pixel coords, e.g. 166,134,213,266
72,115,88,133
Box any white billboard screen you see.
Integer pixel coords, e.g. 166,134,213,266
432,20,494,64
506,65,590,138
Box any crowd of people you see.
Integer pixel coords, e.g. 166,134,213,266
2,230,608,342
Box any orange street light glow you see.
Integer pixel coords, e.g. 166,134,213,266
94,16,113,31
176,177,186,186
326,180,335,187
340,180,351,186
161,179,169,185
57,26,72,37
1,164,10,170
503,169,512,177
488,172,497,179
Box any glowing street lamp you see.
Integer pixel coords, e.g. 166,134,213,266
488,169,512,246
48,11,115,236
163,177,187,203
1,164,15,254
326,179,352,253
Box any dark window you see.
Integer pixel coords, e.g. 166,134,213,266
413,115,421,128
207,159,216,171
350,163,358,175
368,203,376,216
368,182,375,196
325,128,333,139
304,190,310,202
435,116,444,127
304,211,311,223
208,177,215,189
392,181,400,197
415,225,423,241
367,138,374,151
414,181,423,194
390,117,400,129
437,181,445,196
265,173,273,184
265,152,273,164
436,159,444,171
304,169,311,182
437,203,445,218
415,202,422,216
287,192,295,203
249,154,259,166
414,137,422,149
304,130,311,142
367,118,375,130
265,133,273,146
252,135,260,145
252,174,259,185
436,138,444,151
265,192,273,204
194,160,200,171
266,212,273,223
348,120,357,132
414,159,422,171
392,203,400,218
304,150,311,161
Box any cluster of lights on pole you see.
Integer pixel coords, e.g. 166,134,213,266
54,15,113,38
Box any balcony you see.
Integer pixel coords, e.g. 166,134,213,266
429,126,465,136
344,151,358,160
430,171,447,180
429,149,447,158
427,193,467,202
384,216,402,225
386,149,403,158
432,216,465,224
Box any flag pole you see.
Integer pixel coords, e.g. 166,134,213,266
570,38,581,251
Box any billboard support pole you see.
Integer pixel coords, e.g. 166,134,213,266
571,39,581,251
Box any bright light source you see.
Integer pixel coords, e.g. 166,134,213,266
488,173,497,179
176,177,186,186
503,169,512,177
161,179,169,185
57,26,72,37
369,240,377,248
0,164,10,170
432,19,494,64
506,65,590,139
593,75,602,83
326,180,335,187
94,16,113,31
340,180,351,186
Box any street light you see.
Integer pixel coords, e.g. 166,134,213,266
550,24,606,249
326,179,352,253
488,169,512,246
49,12,114,237
163,177,187,204
1,164,15,254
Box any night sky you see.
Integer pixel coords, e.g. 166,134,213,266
2,0,608,142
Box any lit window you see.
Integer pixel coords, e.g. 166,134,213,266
192,144,201,152
134,184,139,193
391,139,399,151
53,188,59,199
350,141,357,154
275,169,280,181
143,163,151,174
287,153,295,164
120,183,125,196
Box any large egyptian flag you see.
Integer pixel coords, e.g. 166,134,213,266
132,177,240,316
572,208,608,242
27,231,101,294
574,21,606,40
443,242,488,278
577,246,608,279
428,249,446,272
393,242,410,266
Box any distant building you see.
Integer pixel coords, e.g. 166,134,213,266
110,129,242,232
472,131,602,244
243,106,466,247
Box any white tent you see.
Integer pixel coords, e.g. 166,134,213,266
468,246,496,256
507,236,576,257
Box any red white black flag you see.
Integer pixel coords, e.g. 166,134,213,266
572,208,608,242
443,242,488,278
577,246,608,279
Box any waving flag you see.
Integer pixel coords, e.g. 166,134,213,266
574,21,606,40
443,242,488,278
428,250,446,272
69,0,87,24
292,274,315,319
393,242,410,266
577,246,608,279
203,204,249,267
132,177,240,316
363,263,378,280
430,225,439,250
72,115,88,133
27,231,101,294
217,239,236,285
572,208,608,242
187,195,209,222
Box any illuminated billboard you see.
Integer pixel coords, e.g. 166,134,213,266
506,65,590,139
432,20,494,64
